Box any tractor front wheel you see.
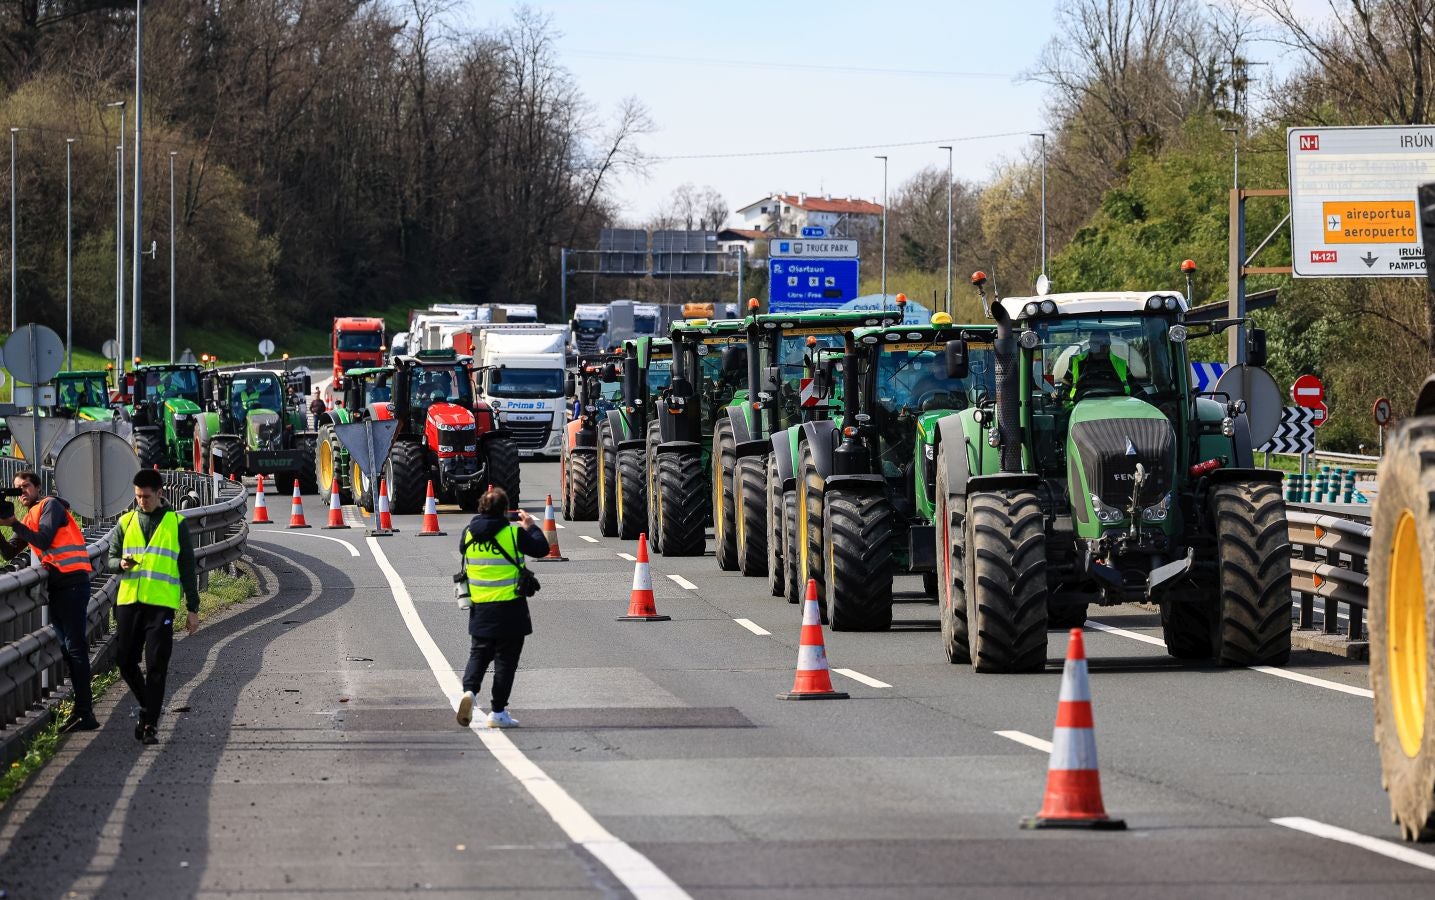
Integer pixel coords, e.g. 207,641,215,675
935,460,970,664
656,448,706,556
798,443,827,617
765,456,784,596
735,456,767,577
617,448,646,540
1209,480,1292,667
389,441,429,514
965,488,1048,673
568,451,598,521
295,435,319,496
645,420,663,553
209,436,242,482
782,489,802,604
713,421,738,570
485,437,522,506
824,488,894,631
135,430,165,470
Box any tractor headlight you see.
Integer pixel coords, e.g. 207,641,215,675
1019,330,1040,349
1221,416,1236,437
1092,494,1125,524
1142,492,1172,522
1023,302,1040,317
173,413,188,421
1168,325,1188,343
1164,296,1179,310
1040,299,1057,315
1146,296,1163,310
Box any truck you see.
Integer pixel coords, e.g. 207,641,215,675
571,304,610,356
332,317,386,390
472,327,568,458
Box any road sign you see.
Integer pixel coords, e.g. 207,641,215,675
1189,362,1227,393
333,419,398,482
800,226,826,238
1374,396,1393,427
769,238,859,258
54,429,141,519
8,417,74,465
1288,126,1435,277
768,258,860,313
1291,373,1329,426
13,385,56,408
3,323,64,385
1259,407,1317,455
102,339,118,360
258,338,275,358
1213,365,1282,446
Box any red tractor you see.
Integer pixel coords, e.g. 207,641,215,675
383,349,521,513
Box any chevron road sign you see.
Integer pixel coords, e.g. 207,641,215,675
1259,406,1317,455
1190,362,1226,392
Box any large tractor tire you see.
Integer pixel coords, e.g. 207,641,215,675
316,425,349,503
1160,591,1213,659
735,456,767,577
646,420,663,553
560,444,573,519
135,430,165,470
824,488,894,631
712,421,738,570
486,437,522,506
1370,416,1435,842
209,436,242,482
351,457,373,512
765,456,785,597
567,452,599,521
295,435,319,496
389,440,428,514
274,471,296,497
616,448,646,540
797,443,828,616
783,489,802,604
192,424,210,475
935,460,970,664
965,488,1048,673
1209,480,1292,667
596,421,618,537
656,448,707,556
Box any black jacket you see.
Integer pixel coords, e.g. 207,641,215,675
460,513,547,639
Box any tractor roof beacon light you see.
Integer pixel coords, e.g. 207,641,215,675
748,297,760,313
1180,259,1197,305
970,271,991,319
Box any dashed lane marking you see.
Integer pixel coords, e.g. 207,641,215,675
833,668,891,688
580,535,599,543
995,730,1054,753
667,574,698,590
1272,817,1435,873
734,618,770,636
249,530,361,557
617,553,637,561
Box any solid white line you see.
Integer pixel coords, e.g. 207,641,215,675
617,552,637,561
667,574,698,590
733,618,770,636
366,536,691,900
833,668,891,688
1086,619,1374,698
580,535,599,543
555,523,566,529
1272,817,1435,872
995,730,1053,753
249,530,361,558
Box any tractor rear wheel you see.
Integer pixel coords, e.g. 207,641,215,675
135,430,165,470
766,456,785,597
1160,596,1212,659
783,489,802,604
389,440,428,514
485,437,521,506
646,420,662,553
735,456,767,576
568,451,598,521
824,488,894,631
965,488,1048,673
713,421,738,570
616,448,646,539
1209,480,1292,667
1370,416,1435,842
935,459,970,664
657,447,707,556
597,421,618,537
798,443,827,618
295,435,319,496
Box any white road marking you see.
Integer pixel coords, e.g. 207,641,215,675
617,552,637,561
1272,817,1435,872
554,522,566,529
580,535,599,543
367,536,691,900
734,618,770,636
1086,618,1374,699
667,574,698,590
250,530,361,558
833,668,891,688
995,730,1054,753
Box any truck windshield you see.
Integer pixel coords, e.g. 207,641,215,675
410,366,474,406
635,314,658,334
1030,315,1178,403
337,331,383,352
489,368,564,398
576,319,605,331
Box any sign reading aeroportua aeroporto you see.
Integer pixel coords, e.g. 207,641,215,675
1287,125,1435,278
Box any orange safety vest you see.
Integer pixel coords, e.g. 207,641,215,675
23,497,93,574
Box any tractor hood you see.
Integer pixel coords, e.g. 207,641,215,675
1066,396,1174,521
164,397,201,417
247,411,284,450
427,401,476,429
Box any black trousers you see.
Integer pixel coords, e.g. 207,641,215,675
115,603,176,728
461,635,525,712
49,578,94,718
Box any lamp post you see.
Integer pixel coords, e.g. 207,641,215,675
107,100,126,374
938,144,953,316
9,127,17,332
1030,132,1047,282
169,151,176,362
1222,126,1239,192
66,139,74,368
876,154,888,307
131,0,145,362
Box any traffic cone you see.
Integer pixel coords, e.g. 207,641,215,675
617,534,669,621
417,480,446,536
778,579,849,700
1021,629,1126,830
533,493,567,561
323,476,349,529
251,474,271,524
373,478,395,536
287,482,311,529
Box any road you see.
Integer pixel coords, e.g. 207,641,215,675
2,460,1433,898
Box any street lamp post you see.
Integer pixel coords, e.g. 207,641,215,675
876,154,888,308
108,100,126,374
132,0,145,363
169,151,176,362
1031,132,1047,281
938,144,953,316
66,139,74,367
9,127,17,332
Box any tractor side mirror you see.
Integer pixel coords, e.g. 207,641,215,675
721,344,747,375
945,339,970,379
1247,328,1268,368
490,367,504,385
602,362,619,383
761,366,781,394
564,372,577,399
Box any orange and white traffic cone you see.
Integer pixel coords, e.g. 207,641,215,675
251,474,271,524
323,476,349,529
287,482,311,529
617,534,669,621
1021,629,1125,830
778,579,849,700
533,493,567,561
417,480,446,536
374,478,395,535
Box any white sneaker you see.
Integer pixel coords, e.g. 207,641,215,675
486,709,519,729
456,691,475,727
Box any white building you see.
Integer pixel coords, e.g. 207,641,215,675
733,193,883,237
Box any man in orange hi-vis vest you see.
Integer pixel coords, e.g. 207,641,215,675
0,470,99,733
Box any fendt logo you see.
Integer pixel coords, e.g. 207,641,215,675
1311,250,1338,263
1299,134,1320,151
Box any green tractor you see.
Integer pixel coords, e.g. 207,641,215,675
931,278,1291,672
786,317,998,630
54,371,117,421
125,363,205,469
193,368,318,495
596,337,672,539
313,366,392,504
560,356,616,522
646,319,748,556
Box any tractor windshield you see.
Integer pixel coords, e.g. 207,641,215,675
231,375,283,417
59,377,109,408
770,333,845,425
488,368,564,399
647,358,672,395
875,343,995,416
337,331,383,352
1029,315,1179,404
143,369,199,402
410,365,473,407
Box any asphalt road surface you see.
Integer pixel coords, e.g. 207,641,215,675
3,460,1434,898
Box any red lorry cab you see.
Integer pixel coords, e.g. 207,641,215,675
332,317,386,389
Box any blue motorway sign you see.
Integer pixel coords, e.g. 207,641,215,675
801,226,826,238
768,258,860,312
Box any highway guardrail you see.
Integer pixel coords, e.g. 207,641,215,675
1287,507,1371,642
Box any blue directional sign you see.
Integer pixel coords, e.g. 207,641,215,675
801,226,826,238
769,258,860,312
1190,362,1227,393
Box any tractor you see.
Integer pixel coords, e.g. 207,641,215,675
929,276,1291,672
645,319,748,556
595,337,672,539
54,371,117,421
560,356,618,521
382,349,519,514
786,316,998,630
193,368,318,496
312,366,390,505
124,363,205,469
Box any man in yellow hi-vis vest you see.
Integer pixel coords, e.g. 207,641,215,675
108,468,202,745
455,487,548,730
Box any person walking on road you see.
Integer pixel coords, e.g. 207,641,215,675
308,387,326,428
456,487,547,729
0,471,99,733
109,468,202,745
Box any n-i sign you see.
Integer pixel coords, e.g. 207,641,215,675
1291,374,1329,427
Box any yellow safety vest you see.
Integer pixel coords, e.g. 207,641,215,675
1067,352,1130,401
464,525,523,604
117,509,183,609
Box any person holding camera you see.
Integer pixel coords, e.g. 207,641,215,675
455,487,547,730
108,468,202,745
0,471,98,733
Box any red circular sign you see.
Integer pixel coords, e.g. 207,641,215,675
1374,396,1392,427
1291,374,1329,427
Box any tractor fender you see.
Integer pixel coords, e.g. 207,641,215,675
966,472,1042,492
1202,467,1283,486
618,437,647,452
656,440,702,456
479,428,514,446
725,405,755,446
603,408,626,444
771,428,795,486
734,438,769,460
936,416,975,497
134,424,163,439
799,420,840,479
823,473,885,495
1230,412,1255,469
656,401,682,443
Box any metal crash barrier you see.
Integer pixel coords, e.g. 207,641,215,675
1287,508,1372,642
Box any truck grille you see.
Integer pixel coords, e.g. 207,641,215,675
505,420,552,450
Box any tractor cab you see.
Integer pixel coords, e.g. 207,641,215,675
340,367,394,418
661,319,748,445
54,371,116,420
127,363,204,467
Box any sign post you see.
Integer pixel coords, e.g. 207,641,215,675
1374,395,1392,456
1290,374,1328,473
